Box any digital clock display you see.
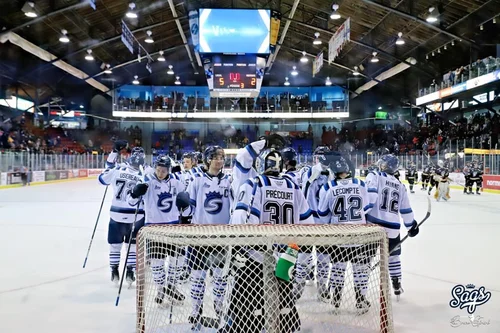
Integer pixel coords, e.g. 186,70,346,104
213,57,257,90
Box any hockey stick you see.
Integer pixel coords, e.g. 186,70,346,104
83,186,108,268
116,165,146,306
371,195,432,271
245,177,260,224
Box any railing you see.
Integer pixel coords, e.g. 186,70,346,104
1,149,498,175
418,57,500,97
112,100,348,114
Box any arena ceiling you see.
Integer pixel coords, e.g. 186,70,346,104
0,0,499,113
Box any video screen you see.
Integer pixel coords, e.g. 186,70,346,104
199,9,270,54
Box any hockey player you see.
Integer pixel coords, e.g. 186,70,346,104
315,157,375,313
281,147,302,187
98,142,145,286
468,161,483,195
433,160,451,201
427,164,438,195
421,164,432,191
227,148,313,333
366,154,419,299
182,145,233,329
127,155,188,305
463,163,472,194
231,134,287,199
406,162,417,193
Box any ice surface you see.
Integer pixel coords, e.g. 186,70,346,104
0,179,499,333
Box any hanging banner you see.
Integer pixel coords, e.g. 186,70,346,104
121,20,134,54
313,51,324,77
189,10,200,50
328,17,351,64
270,10,282,49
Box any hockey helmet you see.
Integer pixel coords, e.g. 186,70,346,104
255,148,283,175
377,154,399,175
204,146,225,167
155,155,172,169
128,147,145,169
194,151,204,164
281,147,298,167
331,157,351,176
313,146,331,167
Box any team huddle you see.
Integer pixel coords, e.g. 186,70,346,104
98,135,420,331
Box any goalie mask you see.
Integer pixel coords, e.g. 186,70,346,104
128,147,145,169
255,148,283,175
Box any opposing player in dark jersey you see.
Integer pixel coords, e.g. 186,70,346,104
227,148,313,333
421,164,432,191
406,162,417,193
468,161,483,195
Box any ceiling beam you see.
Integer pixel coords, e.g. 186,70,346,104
1,1,87,35
266,0,301,71
361,0,478,47
18,15,187,80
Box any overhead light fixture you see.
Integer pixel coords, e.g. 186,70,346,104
480,25,484,31
104,64,112,74
132,75,139,85
325,77,332,86
85,49,94,61
158,50,165,62
313,32,322,45
370,52,379,63
300,51,308,63
291,66,298,76
59,29,70,43
145,30,154,44
79,105,84,109
432,51,435,56
493,17,497,24
395,32,405,45
330,4,341,20
352,66,360,76
22,2,38,18
426,7,438,23
378,106,382,110
284,77,290,86
426,54,429,60
167,65,174,75
175,76,181,85
126,2,138,19
451,40,455,46
437,48,441,54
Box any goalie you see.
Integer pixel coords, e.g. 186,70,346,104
225,148,313,333
433,160,451,201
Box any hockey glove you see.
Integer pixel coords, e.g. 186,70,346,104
131,183,148,198
262,134,288,150
113,140,128,152
408,220,419,237
176,192,190,211
180,216,192,224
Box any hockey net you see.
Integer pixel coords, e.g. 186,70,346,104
136,224,393,333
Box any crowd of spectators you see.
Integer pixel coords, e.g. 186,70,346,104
117,92,344,112
420,56,499,96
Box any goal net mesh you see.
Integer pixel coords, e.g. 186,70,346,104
136,224,393,333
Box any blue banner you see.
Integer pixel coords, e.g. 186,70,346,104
199,9,270,54
189,10,199,50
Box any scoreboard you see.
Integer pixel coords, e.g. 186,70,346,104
208,55,262,98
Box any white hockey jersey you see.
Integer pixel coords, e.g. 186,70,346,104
127,173,186,225
301,163,333,223
282,168,302,188
317,178,373,225
231,174,313,225
98,152,145,223
231,140,266,199
184,171,233,225
366,172,415,238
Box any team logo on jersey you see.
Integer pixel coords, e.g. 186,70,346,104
204,191,224,215
157,191,174,213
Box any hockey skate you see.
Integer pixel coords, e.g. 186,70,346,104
111,265,119,286
305,266,315,286
155,285,185,306
476,190,481,195
178,267,190,284
392,277,404,301
126,267,135,289
317,284,332,304
355,289,370,315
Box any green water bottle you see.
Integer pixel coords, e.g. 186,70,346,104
275,243,300,282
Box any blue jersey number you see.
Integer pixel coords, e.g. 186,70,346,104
332,195,362,222
380,188,399,214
